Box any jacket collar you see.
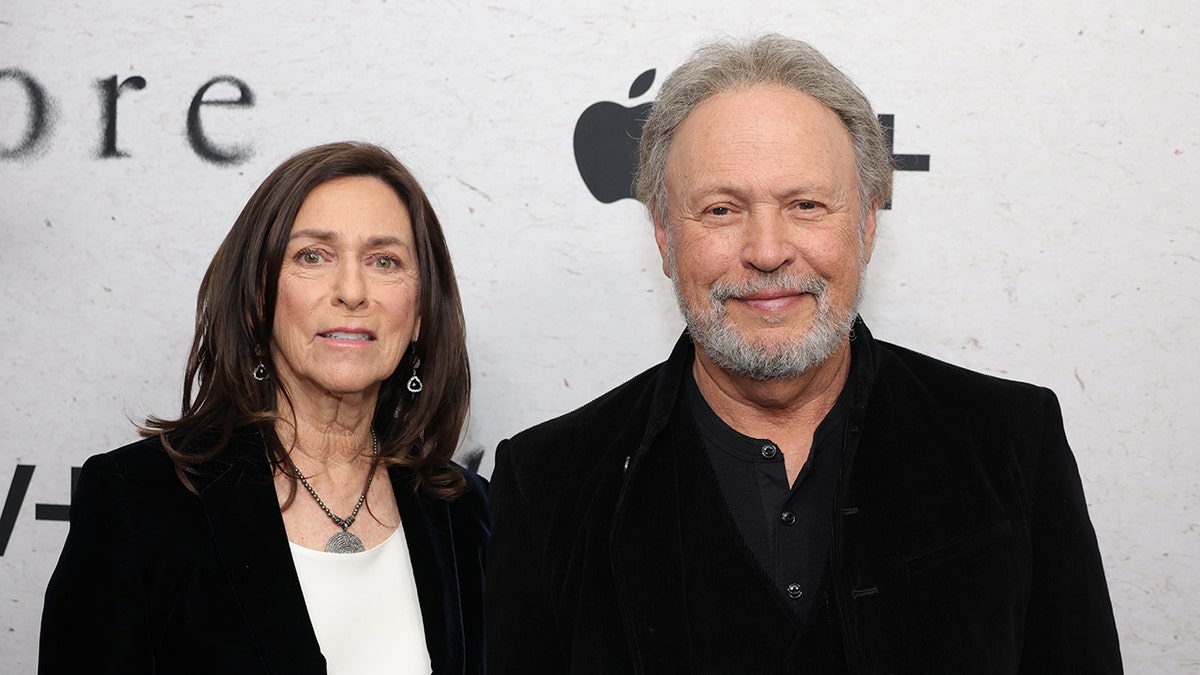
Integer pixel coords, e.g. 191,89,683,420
633,330,696,458
196,434,468,674
389,466,468,674
636,318,878,455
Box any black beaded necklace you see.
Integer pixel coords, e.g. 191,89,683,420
290,429,379,554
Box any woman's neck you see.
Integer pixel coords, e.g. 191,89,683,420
274,390,378,470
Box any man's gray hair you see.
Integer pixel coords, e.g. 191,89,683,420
635,34,893,225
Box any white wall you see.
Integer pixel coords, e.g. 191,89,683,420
2,1,1197,671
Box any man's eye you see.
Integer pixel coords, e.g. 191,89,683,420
709,206,731,216
795,201,818,211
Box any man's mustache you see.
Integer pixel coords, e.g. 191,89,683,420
709,273,828,305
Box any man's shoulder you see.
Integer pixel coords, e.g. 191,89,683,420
498,357,669,476
874,338,1057,412
512,360,665,445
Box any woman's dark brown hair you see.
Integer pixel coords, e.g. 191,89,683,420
144,142,470,500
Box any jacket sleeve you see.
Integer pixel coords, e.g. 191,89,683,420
1020,391,1123,672
452,469,492,674
484,439,568,673
39,453,154,674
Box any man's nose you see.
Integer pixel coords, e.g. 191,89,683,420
742,209,796,273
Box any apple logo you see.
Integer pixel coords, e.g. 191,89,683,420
573,69,656,203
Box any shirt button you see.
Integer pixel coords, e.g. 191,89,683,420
760,443,778,459
786,583,803,599
780,511,796,526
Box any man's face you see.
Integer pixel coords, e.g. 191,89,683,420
655,86,876,381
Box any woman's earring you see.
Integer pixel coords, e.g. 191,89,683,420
252,346,268,381
407,356,423,393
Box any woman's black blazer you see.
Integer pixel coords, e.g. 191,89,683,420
39,432,489,674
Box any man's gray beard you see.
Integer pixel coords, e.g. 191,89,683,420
671,264,864,382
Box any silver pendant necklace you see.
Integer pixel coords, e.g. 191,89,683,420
290,429,379,554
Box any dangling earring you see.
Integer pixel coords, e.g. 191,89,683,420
407,355,423,393
252,345,269,381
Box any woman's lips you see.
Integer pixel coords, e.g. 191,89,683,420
318,330,375,341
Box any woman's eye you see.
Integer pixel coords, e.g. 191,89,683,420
375,257,397,269
299,251,323,264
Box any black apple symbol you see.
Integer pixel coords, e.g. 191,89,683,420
573,69,656,203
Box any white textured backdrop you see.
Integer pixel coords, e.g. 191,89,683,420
2,1,1197,671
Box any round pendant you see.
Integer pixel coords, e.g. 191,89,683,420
326,530,365,554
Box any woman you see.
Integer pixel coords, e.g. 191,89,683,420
39,142,488,674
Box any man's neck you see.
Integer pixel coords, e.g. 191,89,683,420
691,340,852,484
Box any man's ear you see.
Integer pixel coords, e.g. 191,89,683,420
861,204,878,264
653,214,671,278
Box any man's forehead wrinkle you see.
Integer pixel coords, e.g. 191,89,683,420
668,149,839,197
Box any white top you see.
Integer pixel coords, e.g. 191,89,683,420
289,527,432,674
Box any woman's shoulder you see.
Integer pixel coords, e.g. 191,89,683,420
85,435,176,482
443,463,490,543
456,462,487,490
86,429,262,493
73,436,204,510
444,465,489,579
69,436,198,525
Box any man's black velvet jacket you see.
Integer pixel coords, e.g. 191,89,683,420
485,322,1122,673
39,432,489,674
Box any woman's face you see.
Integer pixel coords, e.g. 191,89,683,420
271,175,421,404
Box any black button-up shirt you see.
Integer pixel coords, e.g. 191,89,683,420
684,337,861,622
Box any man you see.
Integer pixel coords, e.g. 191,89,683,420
486,35,1122,673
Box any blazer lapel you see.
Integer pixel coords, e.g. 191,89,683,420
392,467,465,674
200,436,326,674
610,360,801,673
610,420,694,674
